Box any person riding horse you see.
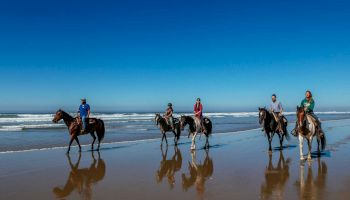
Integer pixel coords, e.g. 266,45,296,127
293,91,324,137
194,98,203,128
164,103,174,130
268,94,287,133
78,98,90,134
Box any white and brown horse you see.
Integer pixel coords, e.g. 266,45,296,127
180,116,212,150
295,106,326,160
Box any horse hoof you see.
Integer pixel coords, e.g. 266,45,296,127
300,157,305,161
191,145,196,150
307,156,312,161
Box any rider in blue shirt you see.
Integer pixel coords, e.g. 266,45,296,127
78,98,90,134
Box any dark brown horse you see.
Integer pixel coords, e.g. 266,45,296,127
179,115,213,150
155,114,181,146
52,109,105,153
53,152,106,200
259,107,289,152
295,106,326,160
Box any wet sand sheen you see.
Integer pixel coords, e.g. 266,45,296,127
1,119,350,200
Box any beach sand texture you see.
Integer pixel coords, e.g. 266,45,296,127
1,119,350,200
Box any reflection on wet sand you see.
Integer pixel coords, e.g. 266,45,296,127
53,152,106,200
296,157,328,200
156,146,182,189
260,151,291,200
182,150,214,200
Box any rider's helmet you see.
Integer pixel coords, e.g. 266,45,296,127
168,103,172,107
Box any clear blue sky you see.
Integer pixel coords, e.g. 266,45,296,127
0,0,349,112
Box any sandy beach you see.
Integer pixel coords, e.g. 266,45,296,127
1,119,350,200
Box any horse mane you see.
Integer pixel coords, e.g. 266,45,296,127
61,110,74,121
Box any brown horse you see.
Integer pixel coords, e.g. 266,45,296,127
53,152,106,200
295,106,326,160
52,109,105,153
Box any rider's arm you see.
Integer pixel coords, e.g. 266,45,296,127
279,102,283,114
87,105,91,117
307,100,315,112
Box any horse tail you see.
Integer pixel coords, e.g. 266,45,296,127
204,118,213,136
320,134,326,151
284,121,290,141
97,119,105,141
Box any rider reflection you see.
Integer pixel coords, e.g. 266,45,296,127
296,158,328,199
260,151,291,200
156,146,182,189
182,150,214,200
53,152,106,200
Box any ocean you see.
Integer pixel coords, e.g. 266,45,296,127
1,111,350,153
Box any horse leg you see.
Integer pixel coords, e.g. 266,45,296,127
205,135,209,149
172,131,178,146
307,138,313,160
317,137,321,155
75,136,82,152
277,133,283,149
90,132,96,151
67,135,75,154
191,132,197,150
268,133,273,152
299,135,304,160
164,133,168,145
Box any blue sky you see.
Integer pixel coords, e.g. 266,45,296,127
0,0,349,112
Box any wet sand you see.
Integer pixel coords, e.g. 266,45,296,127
1,119,350,200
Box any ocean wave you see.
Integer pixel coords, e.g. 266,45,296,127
0,124,65,131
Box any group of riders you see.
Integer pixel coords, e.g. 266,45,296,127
77,90,324,137
266,90,324,137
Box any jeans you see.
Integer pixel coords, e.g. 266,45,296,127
81,115,87,130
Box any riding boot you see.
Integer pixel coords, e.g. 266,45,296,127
291,122,298,137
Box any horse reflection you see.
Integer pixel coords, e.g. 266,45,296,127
156,146,182,189
296,158,328,200
261,151,291,200
182,150,214,200
53,152,106,200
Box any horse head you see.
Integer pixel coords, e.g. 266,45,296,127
52,109,64,123
179,115,187,131
155,113,161,125
296,106,306,128
258,107,267,125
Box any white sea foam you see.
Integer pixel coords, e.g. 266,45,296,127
0,111,349,132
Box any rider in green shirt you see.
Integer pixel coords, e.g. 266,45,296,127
298,91,324,136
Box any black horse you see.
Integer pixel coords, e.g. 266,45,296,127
180,116,212,150
258,108,289,152
155,114,181,146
